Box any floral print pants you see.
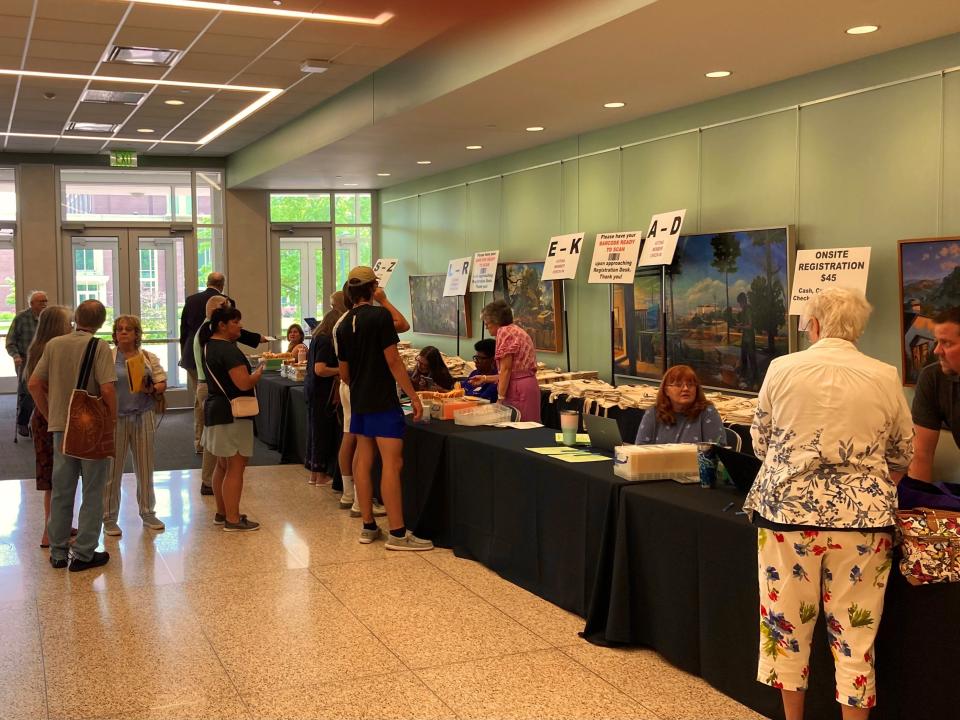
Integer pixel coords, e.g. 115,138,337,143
756,528,893,709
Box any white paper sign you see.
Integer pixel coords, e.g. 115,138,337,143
588,231,644,283
542,232,585,281
372,258,399,288
637,209,686,267
443,256,472,297
789,247,871,316
470,250,500,292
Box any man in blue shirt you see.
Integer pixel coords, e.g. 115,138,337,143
462,338,498,403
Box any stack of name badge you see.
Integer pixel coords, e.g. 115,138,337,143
613,444,699,482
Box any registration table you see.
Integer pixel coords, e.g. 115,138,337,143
253,373,301,452
582,480,959,720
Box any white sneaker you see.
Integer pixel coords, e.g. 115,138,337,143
350,501,387,518
385,531,434,552
339,496,354,509
359,525,382,544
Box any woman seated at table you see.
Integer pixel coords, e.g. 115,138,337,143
286,323,308,361
410,345,455,391
634,364,724,445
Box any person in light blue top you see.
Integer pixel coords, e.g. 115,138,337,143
635,364,724,445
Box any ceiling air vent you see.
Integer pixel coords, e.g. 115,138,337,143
82,89,147,105
67,122,120,133
106,45,182,67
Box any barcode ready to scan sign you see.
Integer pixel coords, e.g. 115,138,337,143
587,231,643,284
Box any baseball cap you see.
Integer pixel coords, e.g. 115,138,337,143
347,266,377,285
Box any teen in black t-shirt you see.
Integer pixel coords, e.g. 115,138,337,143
336,267,431,551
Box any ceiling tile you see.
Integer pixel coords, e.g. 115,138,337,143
23,57,98,74
259,40,349,63
187,32,277,58
330,44,405,67
38,0,127,24
10,115,68,133
111,27,202,52
174,52,253,78
163,66,248,86
30,18,115,44
124,4,216,33
27,40,107,63
207,13,298,40
0,1,35,18
95,64,168,81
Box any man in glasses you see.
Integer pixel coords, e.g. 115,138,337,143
461,338,498,403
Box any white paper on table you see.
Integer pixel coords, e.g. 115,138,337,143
263,336,277,342
494,421,544,429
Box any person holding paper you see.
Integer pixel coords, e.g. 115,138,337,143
478,300,541,422
744,288,913,720
634,365,724,445
909,307,960,482
461,338,499,403
410,346,455,392
102,315,167,536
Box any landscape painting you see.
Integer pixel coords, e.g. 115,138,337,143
612,272,666,381
493,261,563,352
612,227,793,393
408,274,471,338
899,236,960,385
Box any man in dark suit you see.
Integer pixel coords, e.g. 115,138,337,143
180,272,225,453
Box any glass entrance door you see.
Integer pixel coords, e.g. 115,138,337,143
276,232,333,334
63,228,192,407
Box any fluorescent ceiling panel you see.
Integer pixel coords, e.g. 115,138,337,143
0,68,283,146
81,89,147,105
67,121,120,132
113,0,394,25
107,45,182,67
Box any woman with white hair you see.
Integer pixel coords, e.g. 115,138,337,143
744,287,913,720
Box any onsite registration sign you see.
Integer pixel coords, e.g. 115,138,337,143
789,247,871,316
637,209,686,267
372,258,398,288
443,256,472,297
542,232,586,281
588,231,644,283
469,250,499,292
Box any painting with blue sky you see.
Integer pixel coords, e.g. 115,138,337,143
613,227,792,392
899,236,960,384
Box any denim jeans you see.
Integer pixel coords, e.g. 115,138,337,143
49,432,110,562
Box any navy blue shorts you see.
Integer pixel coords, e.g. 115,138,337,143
350,407,406,439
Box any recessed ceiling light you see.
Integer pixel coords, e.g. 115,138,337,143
846,25,879,35
417,160,432,165
136,128,154,133
603,102,625,108
526,126,544,132
705,70,732,78
465,145,482,150
343,183,359,187
82,89,146,105
164,99,185,106
377,172,391,177
107,45,181,67
67,121,120,133
116,1,394,25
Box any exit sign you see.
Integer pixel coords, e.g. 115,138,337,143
110,150,138,168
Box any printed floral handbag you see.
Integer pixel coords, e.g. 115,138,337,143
895,508,960,585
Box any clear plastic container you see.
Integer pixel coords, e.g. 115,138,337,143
454,403,513,426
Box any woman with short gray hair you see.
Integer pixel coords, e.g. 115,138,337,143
473,300,540,421
744,287,913,720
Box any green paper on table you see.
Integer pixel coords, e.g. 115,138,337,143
527,446,583,455
553,453,610,463
554,432,590,445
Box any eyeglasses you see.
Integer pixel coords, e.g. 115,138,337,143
666,381,697,389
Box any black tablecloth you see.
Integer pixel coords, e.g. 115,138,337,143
401,419,503,546
446,426,626,616
254,373,301,449
284,386,308,464
583,481,960,720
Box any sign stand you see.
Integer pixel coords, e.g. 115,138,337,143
561,280,571,372
456,295,462,359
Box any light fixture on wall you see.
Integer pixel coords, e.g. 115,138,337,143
526,126,544,132
705,70,732,78
846,25,879,35
377,172,391,177
114,1,394,25
603,101,625,108
465,145,482,150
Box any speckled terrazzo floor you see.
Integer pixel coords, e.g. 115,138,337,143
0,466,768,719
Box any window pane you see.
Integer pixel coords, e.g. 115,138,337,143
358,193,372,224
0,243,15,380
270,193,331,222
279,248,303,331
196,226,224,289
0,168,15,221
61,169,192,222
335,226,372,289
334,193,357,224
196,171,224,224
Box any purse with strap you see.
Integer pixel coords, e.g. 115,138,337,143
62,337,115,460
895,478,960,585
204,343,259,418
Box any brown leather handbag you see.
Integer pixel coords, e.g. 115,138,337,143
62,337,115,460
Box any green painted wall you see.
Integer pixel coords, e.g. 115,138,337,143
378,34,960,477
